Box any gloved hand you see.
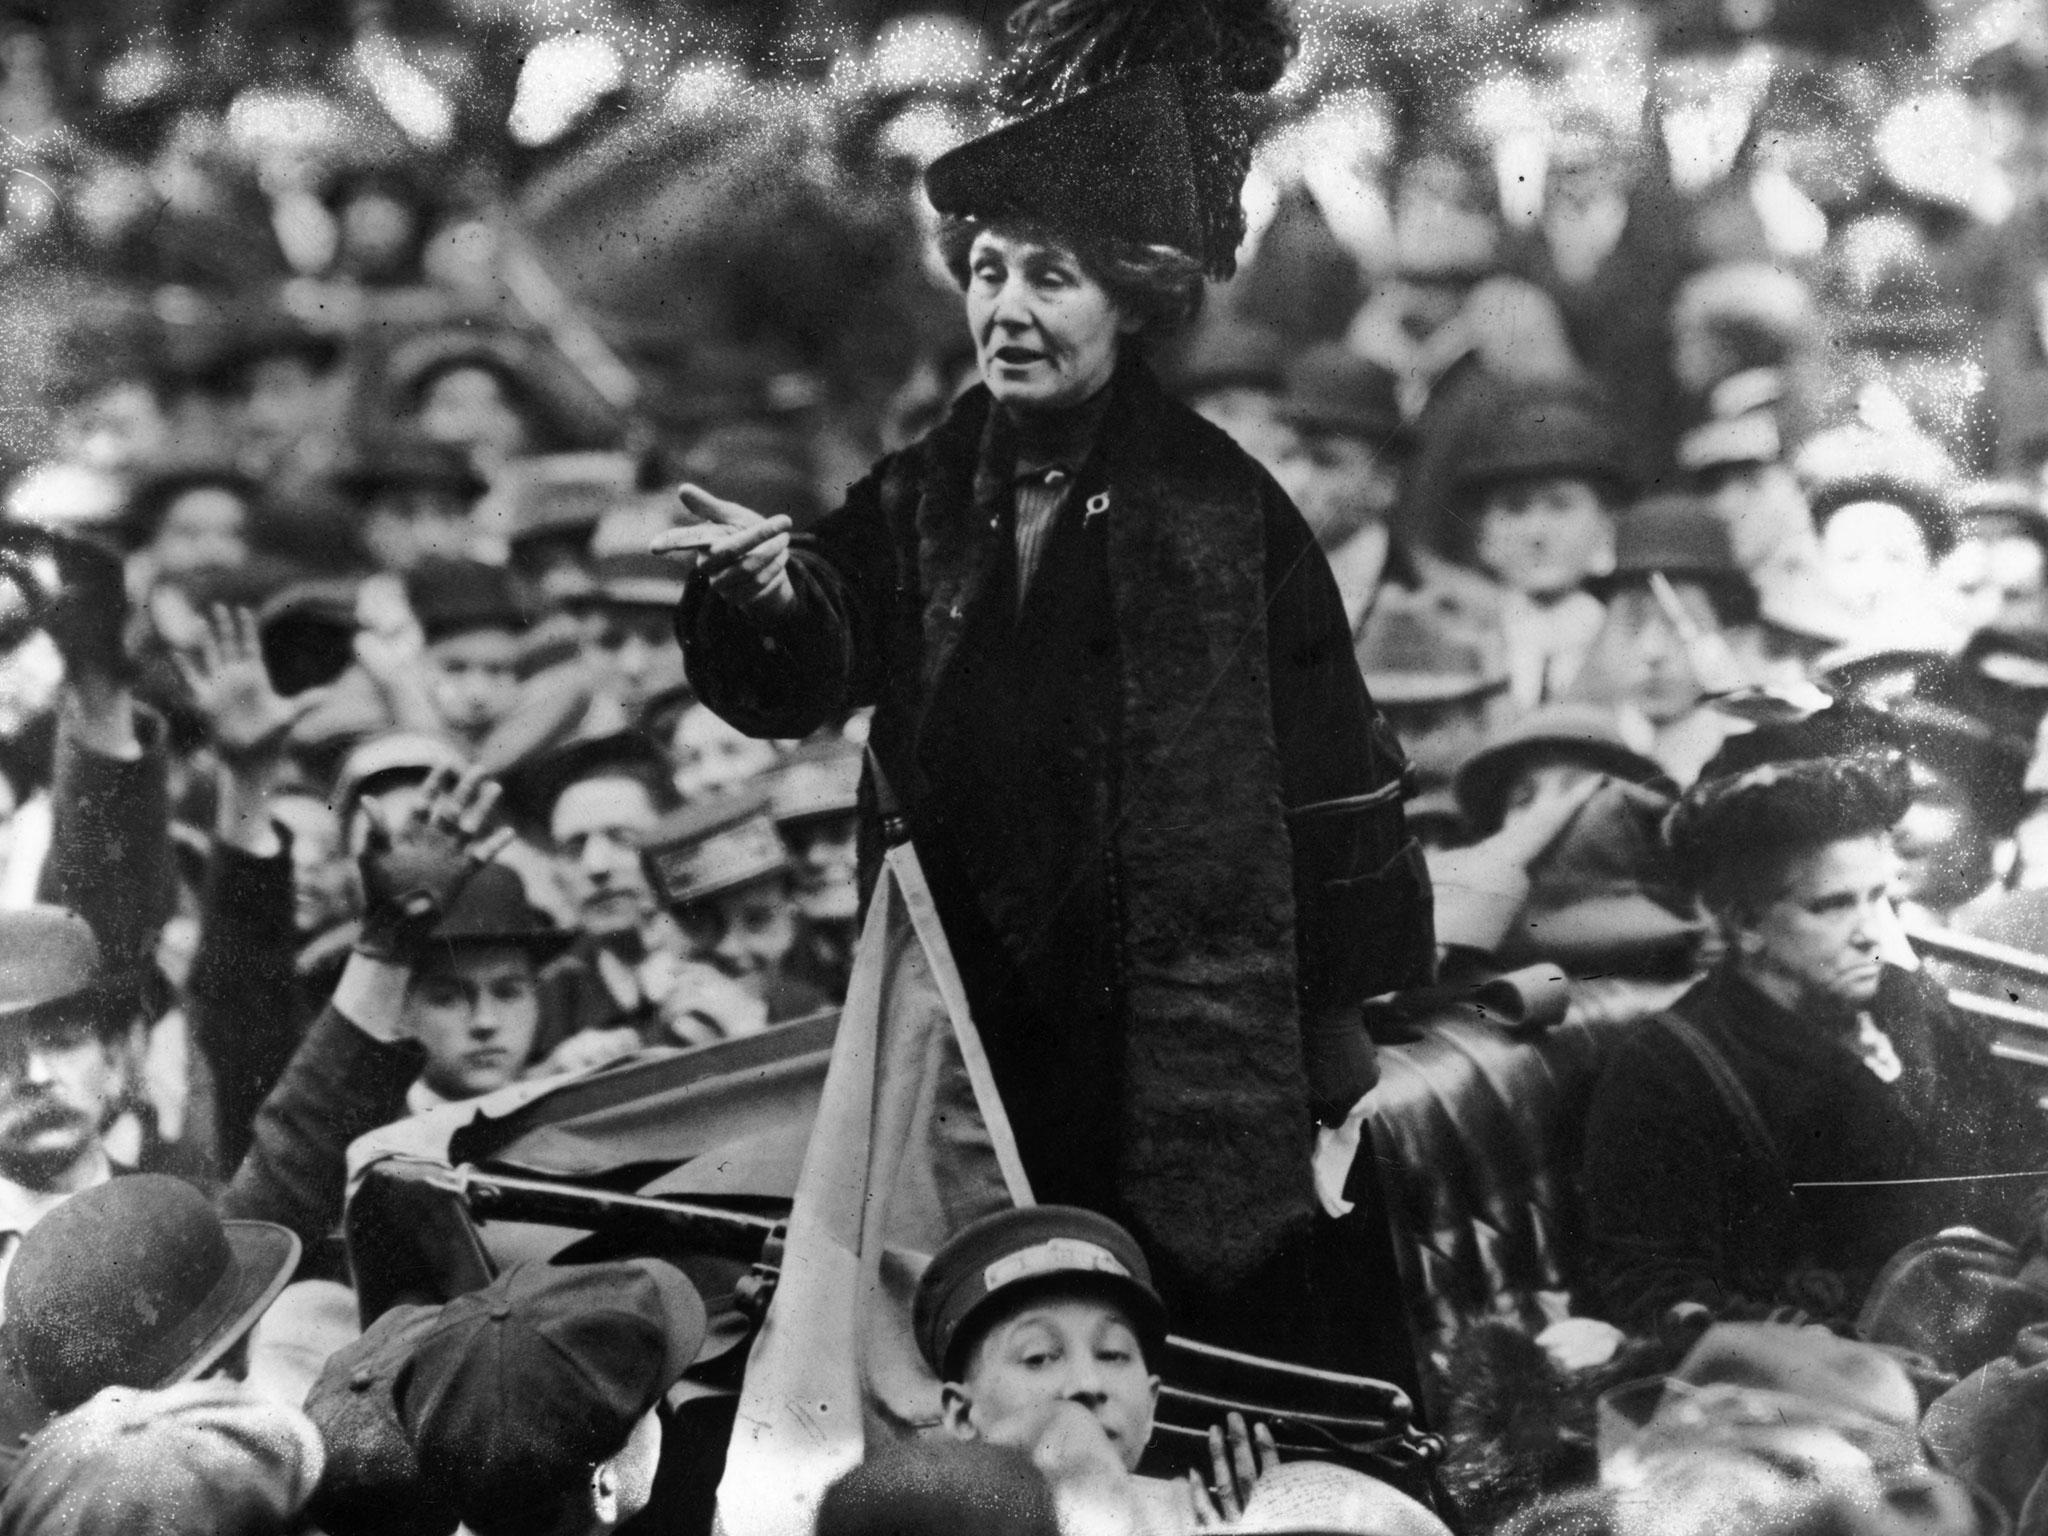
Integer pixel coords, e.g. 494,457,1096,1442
354,765,512,963
1304,1006,1380,1128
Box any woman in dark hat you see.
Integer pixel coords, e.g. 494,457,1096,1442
1581,753,2045,1333
1809,475,1963,652
663,0,1430,1374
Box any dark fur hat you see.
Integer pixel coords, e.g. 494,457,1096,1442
925,0,1296,279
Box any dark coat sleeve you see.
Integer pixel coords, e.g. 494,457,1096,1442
1261,483,1435,1113
675,462,899,740
37,708,171,977
187,840,306,1171
216,1002,424,1250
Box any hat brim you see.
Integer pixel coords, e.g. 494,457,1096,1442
425,929,578,966
942,1269,1168,1383
661,860,793,910
158,1221,302,1388
1454,739,1676,831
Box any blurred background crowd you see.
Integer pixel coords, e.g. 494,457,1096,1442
4,2,2048,1535
7,0,2048,1180
9,0,2048,1242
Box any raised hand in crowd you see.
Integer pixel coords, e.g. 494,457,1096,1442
175,606,328,854
351,573,443,734
354,763,513,960
655,484,796,621
39,532,139,759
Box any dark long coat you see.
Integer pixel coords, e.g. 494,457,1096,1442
1582,964,2046,1332
677,355,1430,1303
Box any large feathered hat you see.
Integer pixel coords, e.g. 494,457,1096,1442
924,0,1297,280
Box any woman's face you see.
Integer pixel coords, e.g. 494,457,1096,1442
964,230,1132,413
1818,501,1931,620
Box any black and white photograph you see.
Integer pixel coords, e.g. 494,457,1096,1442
0,0,2044,1532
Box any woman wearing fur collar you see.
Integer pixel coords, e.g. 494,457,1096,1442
658,2,1432,1368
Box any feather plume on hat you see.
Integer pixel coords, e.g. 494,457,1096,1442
991,0,1298,278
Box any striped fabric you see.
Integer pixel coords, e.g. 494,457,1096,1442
1011,465,1076,607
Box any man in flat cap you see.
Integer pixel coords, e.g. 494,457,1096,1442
639,787,832,1043
306,1259,706,1536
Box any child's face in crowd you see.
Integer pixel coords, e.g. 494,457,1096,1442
594,608,685,720
150,487,250,579
1817,501,1931,622
406,944,541,1101
669,704,779,802
416,365,531,465
1475,476,1613,600
941,1294,1160,1474
428,628,522,739
676,879,798,988
363,490,474,574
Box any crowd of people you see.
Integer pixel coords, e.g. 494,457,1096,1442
9,0,2048,1533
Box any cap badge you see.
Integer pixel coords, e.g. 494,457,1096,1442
983,1237,1129,1294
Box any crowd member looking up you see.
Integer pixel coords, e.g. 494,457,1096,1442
1581,753,2046,1331
1809,476,1961,653
121,468,257,587
1439,379,1633,711
334,439,488,577
649,689,783,804
519,732,678,1045
665,26,1431,1376
639,788,832,1043
405,558,529,754
407,350,542,473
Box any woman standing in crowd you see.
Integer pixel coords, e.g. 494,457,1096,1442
666,0,1433,1370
